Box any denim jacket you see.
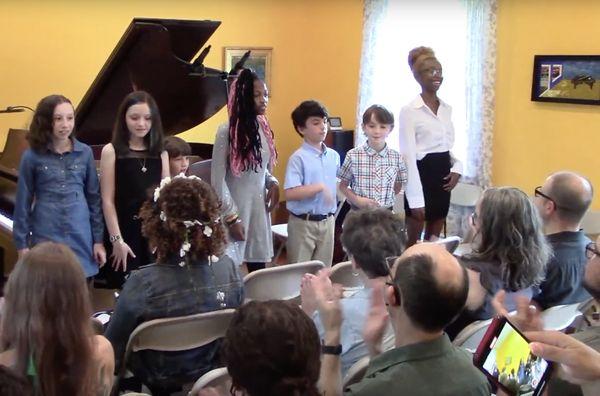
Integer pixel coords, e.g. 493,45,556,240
105,254,243,388
13,139,103,277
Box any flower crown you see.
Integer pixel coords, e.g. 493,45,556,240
153,173,220,266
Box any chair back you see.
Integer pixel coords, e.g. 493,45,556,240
431,236,462,253
541,303,583,331
581,210,600,238
189,367,231,396
450,183,483,207
342,356,370,388
188,159,212,181
243,261,325,302
452,318,493,353
113,309,235,395
330,261,363,289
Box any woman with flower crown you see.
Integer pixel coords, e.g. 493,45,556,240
105,175,243,394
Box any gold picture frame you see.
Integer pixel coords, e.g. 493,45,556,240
224,47,273,94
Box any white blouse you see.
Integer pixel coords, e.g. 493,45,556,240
398,95,463,209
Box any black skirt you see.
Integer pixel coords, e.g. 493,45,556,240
404,151,452,221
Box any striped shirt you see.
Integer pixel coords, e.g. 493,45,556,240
338,143,408,208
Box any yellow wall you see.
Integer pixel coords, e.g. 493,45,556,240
0,0,363,184
495,0,600,208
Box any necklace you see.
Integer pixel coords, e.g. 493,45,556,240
139,157,147,173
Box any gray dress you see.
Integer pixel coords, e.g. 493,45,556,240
211,123,274,263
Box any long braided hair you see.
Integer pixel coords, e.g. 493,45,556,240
227,68,277,176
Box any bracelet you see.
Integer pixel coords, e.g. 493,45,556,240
227,218,242,227
224,214,240,226
321,343,342,355
109,234,122,244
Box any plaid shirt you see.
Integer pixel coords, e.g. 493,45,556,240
338,144,408,208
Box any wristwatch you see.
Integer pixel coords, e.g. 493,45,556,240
321,343,342,355
109,234,122,243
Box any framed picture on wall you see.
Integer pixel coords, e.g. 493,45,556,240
224,47,272,94
531,55,600,105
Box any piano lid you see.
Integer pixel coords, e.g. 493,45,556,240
75,18,228,145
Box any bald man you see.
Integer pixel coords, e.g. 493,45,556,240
533,171,594,309
317,243,491,396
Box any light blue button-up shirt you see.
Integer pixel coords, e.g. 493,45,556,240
284,142,340,215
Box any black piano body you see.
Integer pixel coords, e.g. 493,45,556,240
0,18,226,277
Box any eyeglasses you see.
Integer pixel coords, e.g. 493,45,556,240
385,256,402,304
422,67,442,77
534,186,571,211
586,242,600,260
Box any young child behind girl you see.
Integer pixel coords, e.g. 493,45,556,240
338,104,408,211
13,94,106,277
164,136,191,176
97,91,169,289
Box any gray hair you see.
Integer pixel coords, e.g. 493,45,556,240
469,187,550,291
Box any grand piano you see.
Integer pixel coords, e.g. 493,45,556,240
0,18,227,277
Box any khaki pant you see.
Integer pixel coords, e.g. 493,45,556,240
286,215,335,267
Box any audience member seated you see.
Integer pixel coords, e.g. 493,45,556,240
301,208,406,375
0,363,32,396
222,300,321,396
446,187,550,338
105,176,243,394
532,171,594,309
0,242,114,396
316,243,491,396
494,233,600,396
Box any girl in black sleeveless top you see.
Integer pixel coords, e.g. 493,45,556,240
96,91,169,289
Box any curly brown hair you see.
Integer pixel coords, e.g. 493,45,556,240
139,177,226,262
27,95,73,152
223,300,321,396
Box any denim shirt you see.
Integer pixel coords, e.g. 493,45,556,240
13,139,103,277
105,254,243,387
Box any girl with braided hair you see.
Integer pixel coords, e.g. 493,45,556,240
211,68,279,272
399,47,462,246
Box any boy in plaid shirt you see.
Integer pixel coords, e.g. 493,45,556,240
339,105,408,210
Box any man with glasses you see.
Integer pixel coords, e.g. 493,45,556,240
533,171,594,309
315,243,491,396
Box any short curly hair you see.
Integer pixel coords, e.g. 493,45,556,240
223,300,321,396
139,177,226,262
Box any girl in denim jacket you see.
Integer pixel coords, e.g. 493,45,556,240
13,95,106,277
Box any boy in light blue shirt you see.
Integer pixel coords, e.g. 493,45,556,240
284,100,340,266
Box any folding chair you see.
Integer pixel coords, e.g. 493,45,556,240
189,367,231,396
581,210,600,239
450,182,484,207
452,318,494,353
431,236,462,253
243,260,325,302
329,260,363,289
541,303,583,331
112,309,235,396
188,159,212,181
342,356,370,389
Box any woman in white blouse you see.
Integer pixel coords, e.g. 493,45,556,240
399,47,462,246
